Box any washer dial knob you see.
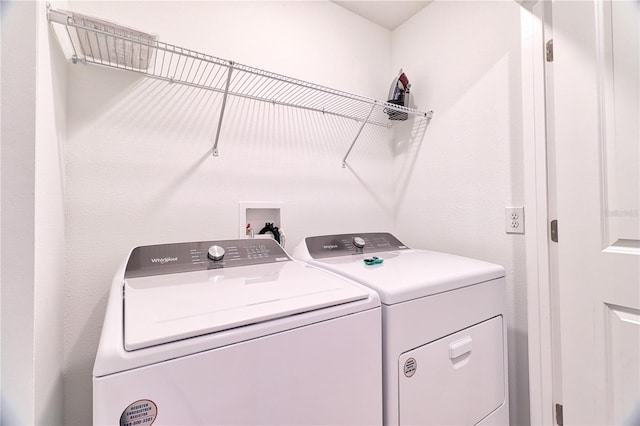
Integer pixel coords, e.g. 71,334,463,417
207,245,225,261
353,236,366,249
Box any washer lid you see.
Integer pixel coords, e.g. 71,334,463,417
124,261,369,351
310,249,505,305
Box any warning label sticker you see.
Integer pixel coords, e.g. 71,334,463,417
120,399,157,426
404,357,417,378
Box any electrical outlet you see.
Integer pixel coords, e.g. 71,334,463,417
505,207,525,234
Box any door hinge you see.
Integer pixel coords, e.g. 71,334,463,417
555,403,564,425
550,220,559,242
546,39,554,62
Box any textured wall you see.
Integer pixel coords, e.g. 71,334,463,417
391,2,530,425
1,2,38,422
34,2,67,423
1,1,66,424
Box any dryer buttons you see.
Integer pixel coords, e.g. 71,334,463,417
404,357,417,378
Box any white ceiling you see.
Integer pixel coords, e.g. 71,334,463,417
332,1,431,30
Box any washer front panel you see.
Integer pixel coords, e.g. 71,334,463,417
95,303,383,425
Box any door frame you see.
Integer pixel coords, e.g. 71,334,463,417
521,1,558,424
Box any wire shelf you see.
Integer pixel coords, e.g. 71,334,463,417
48,7,433,164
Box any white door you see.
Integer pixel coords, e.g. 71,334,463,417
552,0,640,424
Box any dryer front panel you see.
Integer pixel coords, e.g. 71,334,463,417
398,316,506,425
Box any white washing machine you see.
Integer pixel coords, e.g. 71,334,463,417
293,232,510,426
93,238,382,426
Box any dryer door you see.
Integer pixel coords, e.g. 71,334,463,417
398,316,506,425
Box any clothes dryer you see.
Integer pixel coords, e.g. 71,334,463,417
93,238,382,425
293,232,509,426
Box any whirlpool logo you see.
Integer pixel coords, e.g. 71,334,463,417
323,245,338,250
151,256,178,264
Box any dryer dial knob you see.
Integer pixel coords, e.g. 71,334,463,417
207,245,225,261
353,236,366,249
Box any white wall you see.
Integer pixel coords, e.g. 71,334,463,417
1,1,66,424
34,1,67,423
61,2,393,425
391,2,529,425
2,2,38,423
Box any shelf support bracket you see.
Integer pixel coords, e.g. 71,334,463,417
342,103,377,168
212,62,234,157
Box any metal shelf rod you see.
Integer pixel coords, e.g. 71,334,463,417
212,63,234,157
342,103,377,168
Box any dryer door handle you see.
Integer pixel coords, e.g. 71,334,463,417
449,336,473,359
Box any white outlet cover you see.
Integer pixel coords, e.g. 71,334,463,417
505,206,525,234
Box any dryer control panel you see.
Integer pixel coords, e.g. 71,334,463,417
305,232,409,259
125,238,290,278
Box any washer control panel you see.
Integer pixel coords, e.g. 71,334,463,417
125,238,289,278
305,232,409,259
